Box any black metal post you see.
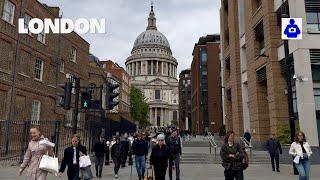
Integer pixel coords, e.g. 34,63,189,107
73,78,80,134
281,0,298,175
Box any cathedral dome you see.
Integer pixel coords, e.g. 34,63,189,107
133,29,170,49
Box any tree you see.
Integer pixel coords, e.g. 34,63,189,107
130,86,149,127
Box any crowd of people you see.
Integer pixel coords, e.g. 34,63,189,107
19,126,182,180
18,126,313,180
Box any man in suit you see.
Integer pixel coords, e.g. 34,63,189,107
266,133,282,172
59,135,87,180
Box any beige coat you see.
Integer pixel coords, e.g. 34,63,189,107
20,136,51,180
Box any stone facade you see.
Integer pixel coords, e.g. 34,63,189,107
191,35,223,135
220,0,320,146
125,5,179,126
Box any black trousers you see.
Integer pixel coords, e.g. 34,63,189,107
121,152,128,167
67,165,80,180
105,151,110,165
95,156,104,177
270,153,280,170
113,157,122,174
224,169,244,180
154,166,167,180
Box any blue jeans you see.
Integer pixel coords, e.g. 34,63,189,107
135,155,146,177
295,158,311,180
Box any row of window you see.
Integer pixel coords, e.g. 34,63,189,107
132,48,171,55
2,0,78,63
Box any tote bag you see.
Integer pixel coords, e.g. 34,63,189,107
39,152,59,174
79,155,92,168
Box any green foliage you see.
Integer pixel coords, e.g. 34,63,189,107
277,124,292,145
277,123,300,145
130,86,149,127
171,120,178,127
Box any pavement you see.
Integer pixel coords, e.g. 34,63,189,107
1,163,320,180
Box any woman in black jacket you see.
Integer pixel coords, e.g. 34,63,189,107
220,131,245,180
150,134,170,180
59,135,87,180
111,137,122,178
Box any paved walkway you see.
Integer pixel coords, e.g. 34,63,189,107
1,163,320,180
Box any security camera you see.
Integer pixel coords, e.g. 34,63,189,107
293,74,297,80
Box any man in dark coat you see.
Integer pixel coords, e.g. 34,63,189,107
266,133,282,172
132,132,149,180
59,136,87,180
167,130,182,180
93,136,108,178
111,137,122,178
121,133,131,167
243,130,251,144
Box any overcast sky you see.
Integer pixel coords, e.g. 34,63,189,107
39,0,221,74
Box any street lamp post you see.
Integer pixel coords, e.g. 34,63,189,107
281,0,298,175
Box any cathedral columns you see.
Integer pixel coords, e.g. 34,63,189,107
151,61,154,75
154,108,158,126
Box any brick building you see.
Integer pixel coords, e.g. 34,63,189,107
0,0,90,125
178,69,192,131
220,0,319,146
191,35,223,135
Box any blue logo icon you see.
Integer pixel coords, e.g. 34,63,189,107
283,19,301,39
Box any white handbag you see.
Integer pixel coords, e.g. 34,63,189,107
79,155,92,168
39,152,59,174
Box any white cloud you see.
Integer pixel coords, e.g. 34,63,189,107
39,0,221,74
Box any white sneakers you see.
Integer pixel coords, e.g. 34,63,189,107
114,174,118,178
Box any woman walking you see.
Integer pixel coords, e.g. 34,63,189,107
150,134,170,180
220,131,245,180
111,137,122,178
59,135,87,180
19,127,54,180
289,131,313,180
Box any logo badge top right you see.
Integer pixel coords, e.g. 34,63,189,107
282,18,302,40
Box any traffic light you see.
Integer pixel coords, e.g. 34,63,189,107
57,82,72,109
105,82,119,110
81,92,92,110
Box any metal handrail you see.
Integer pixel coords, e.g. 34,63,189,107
240,137,253,160
207,132,218,157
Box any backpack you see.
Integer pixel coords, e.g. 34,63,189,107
242,150,249,170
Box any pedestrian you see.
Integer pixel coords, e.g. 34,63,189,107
120,133,131,168
59,135,87,180
93,136,107,178
128,133,134,166
111,137,122,178
19,127,54,180
266,133,282,172
168,130,182,180
289,131,313,180
105,141,110,166
243,130,251,143
220,131,245,180
131,132,149,180
150,134,170,180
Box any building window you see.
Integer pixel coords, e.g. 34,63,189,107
59,61,65,73
254,20,265,56
201,49,207,64
34,59,44,81
306,12,320,32
2,0,15,24
71,48,77,62
155,90,160,100
31,100,41,125
24,14,32,35
173,111,178,121
37,29,46,44
253,0,262,12
225,57,230,78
